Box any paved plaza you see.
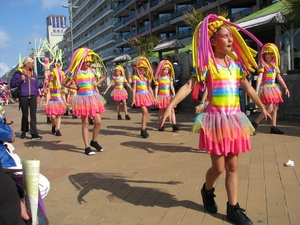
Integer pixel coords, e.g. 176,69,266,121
5,102,300,225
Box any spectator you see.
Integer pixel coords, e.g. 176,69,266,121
171,55,183,92
10,56,42,140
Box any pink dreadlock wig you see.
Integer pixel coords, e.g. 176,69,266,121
258,43,280,73
192,14,263,82
154,60,175,80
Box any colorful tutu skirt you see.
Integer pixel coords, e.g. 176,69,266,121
111,88,128,101
43,98,67,116
156,95,172,109
192,112,254,156
135,91,154,107
259,85,283,104
72,93,106,116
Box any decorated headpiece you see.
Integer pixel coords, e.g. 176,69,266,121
192,14,263,81
84,55,92,62
136,56,153,80
259,43,280,72
154,60,175,79
50,67,63,89
65,47,106,78
114,65,125,77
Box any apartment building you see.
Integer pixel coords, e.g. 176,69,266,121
63,0,275,67
68,0,116,68
113,0,274,58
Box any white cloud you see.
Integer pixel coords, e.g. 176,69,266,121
0,29,10,49
0,62,10,77
41,0,68,9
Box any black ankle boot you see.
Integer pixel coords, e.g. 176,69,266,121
270,126,284,134
118,115,122,120
51,126,55,134
201,183,218,213
251,121,258,135
46,117,51,125
89,118,94,125
227,202,253,225
172,124,179,132
140,129,149,138
125,114,131,120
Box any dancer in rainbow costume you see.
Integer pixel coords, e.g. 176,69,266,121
43,61,67,136
62,47,106,156
153,60,179,132
102,65,132,120
251,43,290,135
131,56,155,138
161,14,271,225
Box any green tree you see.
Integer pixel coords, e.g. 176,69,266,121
184,6,229,29
125,35,161,56
282,0,300,25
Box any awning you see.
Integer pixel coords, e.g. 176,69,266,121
111,54,132,63
152,39,185,52
238,11,287,29
236,1,288,29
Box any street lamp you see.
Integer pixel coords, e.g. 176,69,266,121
62,0,78,54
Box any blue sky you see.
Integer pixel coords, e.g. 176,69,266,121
0,0,69,77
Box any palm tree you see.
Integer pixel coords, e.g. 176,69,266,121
282,0,300,25
124,35,161,56
184,6,229,29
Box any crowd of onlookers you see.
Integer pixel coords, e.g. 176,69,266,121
0,82,16,105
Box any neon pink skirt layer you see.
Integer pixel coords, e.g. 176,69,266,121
43,99,67,116
193,112,254,156
72,93,106,116
156,95,172,109
111,88,128,101
135,91,154,107
259,85,283,104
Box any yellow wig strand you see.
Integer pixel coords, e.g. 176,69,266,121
65,47,106,78
114,65,125,77
50,68,61,89
259,43,280,72
136,56,153,81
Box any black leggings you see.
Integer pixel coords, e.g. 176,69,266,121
19,96,38,135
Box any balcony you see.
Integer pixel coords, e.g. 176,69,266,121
73,7,113,39
114,13,135,32
74,19,115,48
88,33,115,51
99,49,117,60
153,14,171,28
73,0,107,28
114,0,133,16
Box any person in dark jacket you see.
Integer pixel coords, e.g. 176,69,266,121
10,56,42,140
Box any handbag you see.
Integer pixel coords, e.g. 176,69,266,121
11,86,20,99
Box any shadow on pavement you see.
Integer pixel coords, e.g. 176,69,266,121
120,141,201,153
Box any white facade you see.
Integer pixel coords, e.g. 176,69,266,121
46,15,67,53
68,0,116,69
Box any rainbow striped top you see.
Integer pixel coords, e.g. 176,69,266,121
193,59,246,114
67,69,102,96
156,77,172,96
47,83,63,101
258,66,276,87
111,76,128,89
132,74,151,93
